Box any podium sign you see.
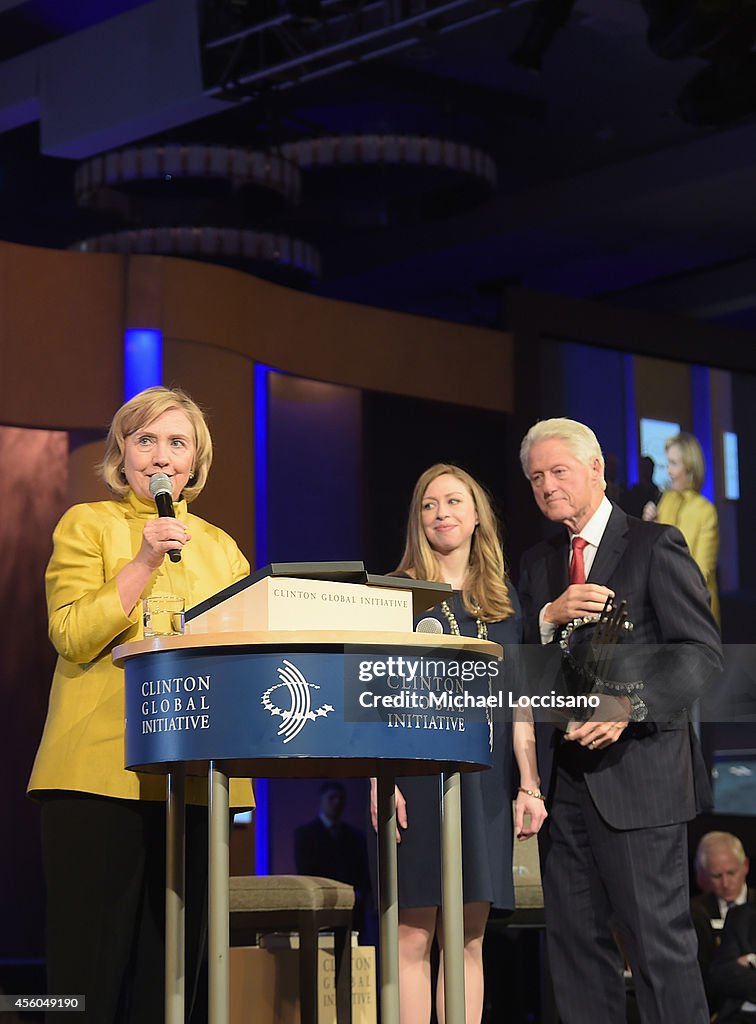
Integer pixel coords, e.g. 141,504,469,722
123,635,497,777
185,577,413,635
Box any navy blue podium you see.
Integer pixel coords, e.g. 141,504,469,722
114,628,502,1024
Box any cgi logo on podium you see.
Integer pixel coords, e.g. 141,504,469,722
261,659,335,743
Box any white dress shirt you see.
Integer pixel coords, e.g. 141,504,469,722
717,882,749,921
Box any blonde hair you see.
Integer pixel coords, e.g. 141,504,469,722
99,386,212,501
520,417,605,481
666,432,705,492
395,463,514,622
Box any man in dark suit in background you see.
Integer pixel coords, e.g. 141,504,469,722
294,780,371,937
518,417,722,1024
692,831,756,1014
709,903,756,1023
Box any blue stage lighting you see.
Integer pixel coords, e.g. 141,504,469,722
124,328,162,399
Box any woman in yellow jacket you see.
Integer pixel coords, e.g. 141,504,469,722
28,386,252,1023
643,431,720,624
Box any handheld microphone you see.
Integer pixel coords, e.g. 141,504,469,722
415,616,443,635
149,473,182,563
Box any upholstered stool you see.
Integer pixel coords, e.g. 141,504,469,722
510,826,545,927
229,875,354,1024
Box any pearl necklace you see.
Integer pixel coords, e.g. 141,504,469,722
440,599,488,640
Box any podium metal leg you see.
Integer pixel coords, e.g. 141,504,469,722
166,767,186,1024
377,775,400,1024
441,769,465,1024
208,761,230,1024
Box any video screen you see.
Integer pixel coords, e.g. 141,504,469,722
723,431,740,501
639,418,680,490
712,750,756,815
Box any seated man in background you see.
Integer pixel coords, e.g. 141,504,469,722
691,831,755,1014
709,903,756,1023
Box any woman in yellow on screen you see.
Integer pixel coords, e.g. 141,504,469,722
643,431,720,624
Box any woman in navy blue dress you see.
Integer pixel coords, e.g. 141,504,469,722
370,463,546,1024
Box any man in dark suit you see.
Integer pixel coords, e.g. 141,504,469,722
709,903,756,1022
518,417,722,1024
294,780,371,936
691,831,756,1013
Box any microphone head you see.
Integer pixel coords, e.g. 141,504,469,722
415,616,444,635
149,473,173,499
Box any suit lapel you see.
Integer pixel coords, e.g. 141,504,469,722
704,893,720,919
547,533,569,598
588,503,629,584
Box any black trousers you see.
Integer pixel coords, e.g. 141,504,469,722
40,793,209,1024
539,752,708,1024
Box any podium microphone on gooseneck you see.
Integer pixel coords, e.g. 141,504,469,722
149,473,182,563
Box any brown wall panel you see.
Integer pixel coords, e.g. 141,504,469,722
152,257,513,412
163,337,255,564
633,354,691,426
1,243,512,433
67,436,110,505
0,243,124,429
0,426,69,956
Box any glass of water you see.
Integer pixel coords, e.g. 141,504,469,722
142,594,185,637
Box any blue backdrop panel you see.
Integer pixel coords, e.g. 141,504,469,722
558,340,628,483
266,374,362,563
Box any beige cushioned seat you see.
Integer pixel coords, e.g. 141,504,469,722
230,874,355,912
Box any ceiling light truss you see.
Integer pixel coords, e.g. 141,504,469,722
201,0,506,98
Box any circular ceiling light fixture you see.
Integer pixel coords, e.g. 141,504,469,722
277,134,497,188
75,144,302,207
70,227,321,279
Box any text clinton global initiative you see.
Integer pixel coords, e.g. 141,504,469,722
273,586,406,607
139,674,212,734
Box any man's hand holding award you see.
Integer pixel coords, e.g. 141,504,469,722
559,596,647,735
